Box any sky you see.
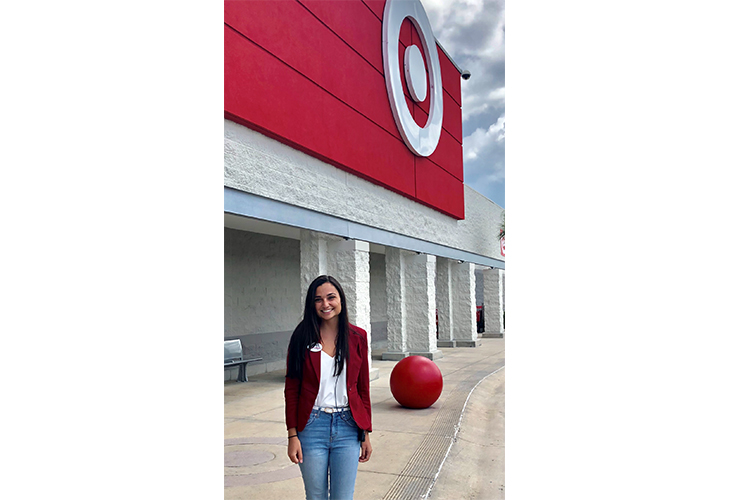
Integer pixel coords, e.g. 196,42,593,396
421,0,505,208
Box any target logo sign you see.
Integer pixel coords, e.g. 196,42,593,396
225,0,465,218
500,237,505,257
382,0,443,157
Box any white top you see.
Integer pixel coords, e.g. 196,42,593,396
314,351,348,408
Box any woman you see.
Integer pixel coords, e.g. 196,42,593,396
285,275,373,500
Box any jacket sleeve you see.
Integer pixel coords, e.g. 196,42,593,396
284,348,301,430
357,334,373,432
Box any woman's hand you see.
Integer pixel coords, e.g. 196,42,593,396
288,436,303,464
359,432,372,463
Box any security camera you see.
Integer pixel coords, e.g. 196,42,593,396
461,70,471,80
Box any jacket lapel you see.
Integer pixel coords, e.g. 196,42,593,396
308,348,321,387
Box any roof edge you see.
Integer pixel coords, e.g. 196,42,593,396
435,38,465,75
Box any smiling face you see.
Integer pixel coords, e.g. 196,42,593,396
313,282,342,322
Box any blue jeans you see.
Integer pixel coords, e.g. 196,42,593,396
298,408,361,500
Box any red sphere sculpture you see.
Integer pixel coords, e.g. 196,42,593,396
389,355,443,409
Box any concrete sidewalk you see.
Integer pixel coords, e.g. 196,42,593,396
224,338,505,500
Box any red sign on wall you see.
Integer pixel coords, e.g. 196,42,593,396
224,0,465,219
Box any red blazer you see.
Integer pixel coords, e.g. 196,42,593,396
285,324,372,433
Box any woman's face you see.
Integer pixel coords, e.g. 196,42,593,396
313,282,342,322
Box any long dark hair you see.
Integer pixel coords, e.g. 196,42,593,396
286,275,351,380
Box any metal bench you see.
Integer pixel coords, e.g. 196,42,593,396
224,339,263,382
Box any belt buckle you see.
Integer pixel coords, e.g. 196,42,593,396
323,407,335,414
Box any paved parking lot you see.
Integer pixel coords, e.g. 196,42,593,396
224,338,505,500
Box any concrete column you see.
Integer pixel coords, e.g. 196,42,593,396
382,247,408,360
483,268,505,338
300,229,329,312
404,253,442,360
452,262,479,347
436,257,455,348
383,250,442,360
502,272,506,327
330,239,376,379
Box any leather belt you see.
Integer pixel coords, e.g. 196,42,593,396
314,406,350,414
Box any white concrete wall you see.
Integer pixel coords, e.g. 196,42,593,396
369,253,387,322
475,268,484,306
436,257,454,342
329,239,372,372
385,247,408,354
224,121,505,379
404,253,438,355
224,228,301,379
225,228,301,335
452,262,477,344
483,268,505,336
225,120,504,260
369,252,388,349
299,230,336,312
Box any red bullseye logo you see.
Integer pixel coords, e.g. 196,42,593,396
382,0,443,157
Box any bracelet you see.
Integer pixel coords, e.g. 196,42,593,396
288,434,298,439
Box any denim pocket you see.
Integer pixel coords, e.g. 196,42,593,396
340,411,357,427
305,410,317,428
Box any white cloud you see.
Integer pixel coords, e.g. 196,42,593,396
462,114,505,206
461,96,490,121
463,115,505,162
422,0,504,59
421,0,505,127
488,87,505,101
420,0,505,205
461,85,504,121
